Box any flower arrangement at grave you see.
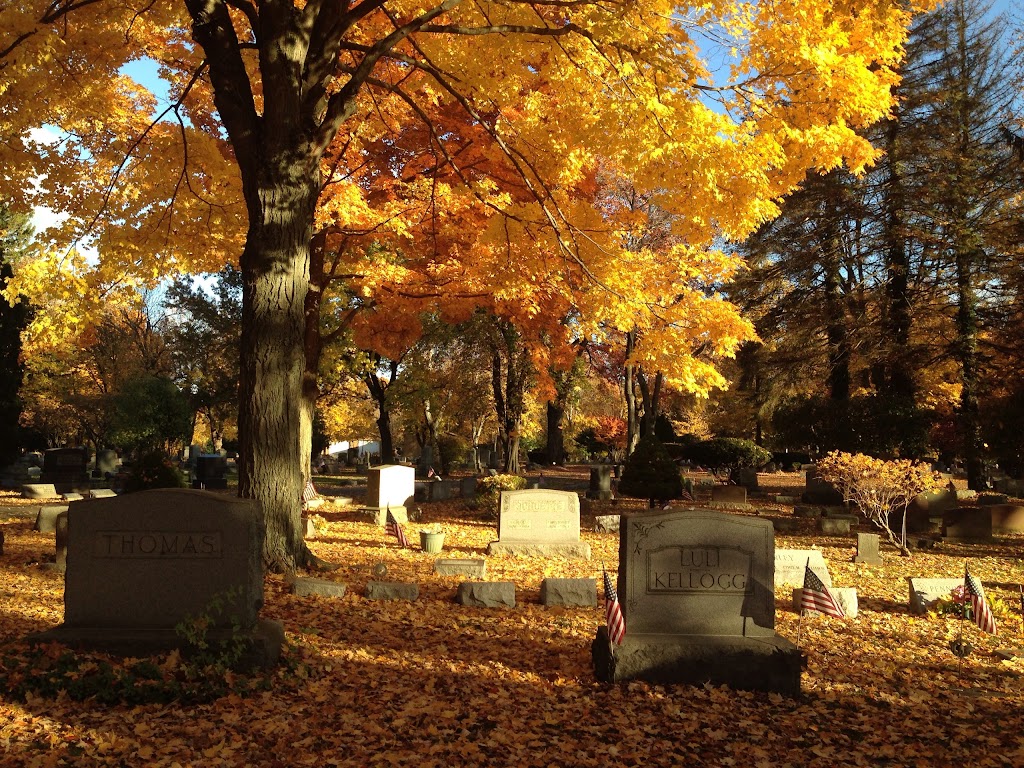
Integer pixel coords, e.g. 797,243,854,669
816,451,941,556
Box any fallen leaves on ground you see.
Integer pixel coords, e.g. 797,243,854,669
1,475,1023,767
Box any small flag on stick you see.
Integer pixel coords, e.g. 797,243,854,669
801,563,845,619
385,507,410,548
965,567,996,634
603,568,626,645
427,466,436,479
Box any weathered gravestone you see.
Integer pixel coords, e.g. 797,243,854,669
774,549,832,588
192,454,228,490
592,509,801,695
991,504,1024,534
28,489,282,668
540,577,596,607
908,577,964,614
853,532,882,564
587,466,613,501
486,489,590,558
942,508,993,542
94,449,119,477
22,483,58,500
40,448,90,493
362,465,415,525
737,467,759,491
34,504,69,533
709,485,751,509
433,558,486,578
801,466,844,505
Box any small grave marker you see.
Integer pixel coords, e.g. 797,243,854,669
853,533,882,565
775,549,832,588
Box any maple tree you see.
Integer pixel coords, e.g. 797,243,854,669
2,0,938,569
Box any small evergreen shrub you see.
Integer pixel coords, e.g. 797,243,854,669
123,451,187,493
618,435,682,506
684,438,771,482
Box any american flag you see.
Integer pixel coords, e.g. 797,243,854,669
301,479,318,504
603,568,626,645
427,466,436,479
801,564,845,619
965,568,996,634
385,507,410,548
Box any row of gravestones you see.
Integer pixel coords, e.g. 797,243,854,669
21,481,994,694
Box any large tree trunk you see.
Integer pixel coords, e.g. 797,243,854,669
363,356,398,464
545,400,565,465
238,164,318,572
624,330,640,456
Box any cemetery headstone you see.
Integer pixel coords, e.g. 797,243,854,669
801,466,844,505
709,485,751,509
22,483,57,499
774,549,832,588
28,489,282,668
905,488,957,533
853,532,882,564
433,559,486,578
592,509,801,694
737,467,759,491
40,448,90,494
942,508,993,542
819,514,857,535
486,489,590,558
990,504,1024,534
365,581,419,601
34,504,69,533
456,581,516,608
95,449,119,476
290,577,347,599
193,454,228,490
540,577,596,607
362,464,416,525
587,466,613,501
908,577,964,614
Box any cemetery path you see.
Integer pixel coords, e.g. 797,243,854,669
1,477,1023,767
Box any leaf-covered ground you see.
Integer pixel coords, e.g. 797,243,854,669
2,470,1023,767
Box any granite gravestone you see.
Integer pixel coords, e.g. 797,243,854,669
486,489,590,558
853,532,882,564
587,466,613,501
40,448,90,494
28,489,282,668
709,485,750,508
774,549,832,588
991,504,1024,534
593,509,801,695
362,465,415,525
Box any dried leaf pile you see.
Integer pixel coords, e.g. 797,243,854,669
2,474,1023,767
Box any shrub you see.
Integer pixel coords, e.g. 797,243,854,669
618,435,682,506
477,473,527,518
684,438,771,483
123,451,187,493
816,451,940,556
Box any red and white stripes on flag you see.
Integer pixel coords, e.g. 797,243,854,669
301,479,318,504
386,507,410,548
603,569,626,645
965,568,997,634
801,564,845,619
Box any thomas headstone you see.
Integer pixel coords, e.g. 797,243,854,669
592,509,801,694
486,489,590,558
362,465,415,525
28,489,282,668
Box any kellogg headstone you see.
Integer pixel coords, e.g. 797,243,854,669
362,464,415,525
28,489,282,668
593,509,801,694
486,489,590,558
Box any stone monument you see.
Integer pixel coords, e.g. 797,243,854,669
592,508,801,695
362,464,415,525
28,489,282,668
486,489,590,558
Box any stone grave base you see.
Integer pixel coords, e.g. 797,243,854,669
705,501,754,511
591,628,802,696
361,506,408,525
485,541,591,559
27,618,284,671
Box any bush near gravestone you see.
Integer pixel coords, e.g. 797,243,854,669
477,474,528,518
619,435,682,507
683,438,771,484
123,451,188,493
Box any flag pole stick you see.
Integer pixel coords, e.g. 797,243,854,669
956,560,968,682
795,557,809,649
1019,584,1023,637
